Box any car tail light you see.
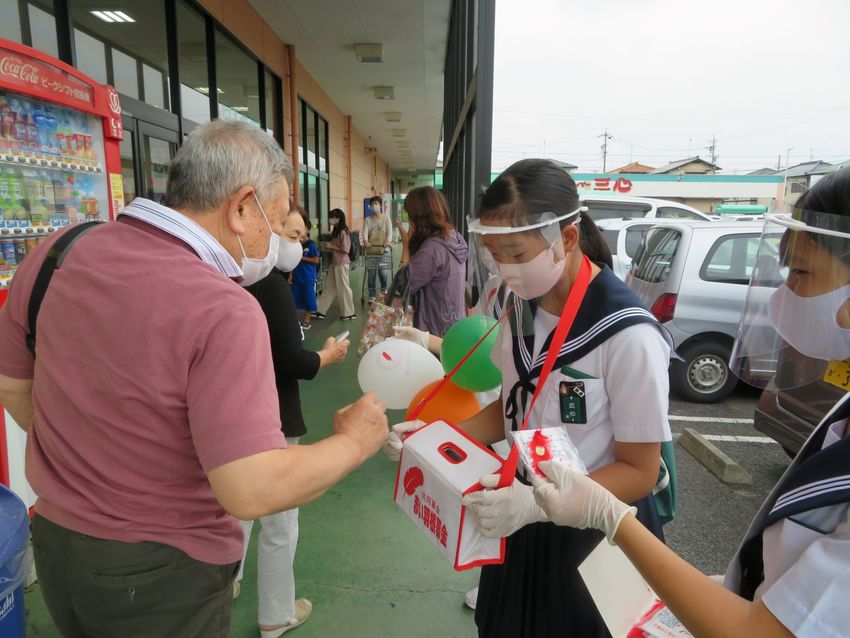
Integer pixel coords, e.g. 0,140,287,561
650,293,677,323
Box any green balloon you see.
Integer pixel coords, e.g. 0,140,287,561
440,316,502,392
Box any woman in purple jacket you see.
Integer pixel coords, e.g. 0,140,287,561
398,186,469,338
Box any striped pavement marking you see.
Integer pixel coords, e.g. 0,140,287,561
669,414,753,425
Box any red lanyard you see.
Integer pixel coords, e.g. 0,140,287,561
497,255,593,487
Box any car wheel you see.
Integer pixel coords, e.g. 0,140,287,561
671,342,737,403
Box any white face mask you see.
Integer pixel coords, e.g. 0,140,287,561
238,193,279,287
768,282,850,361
371,203,381,214
498,247,567,300
276,237,303,273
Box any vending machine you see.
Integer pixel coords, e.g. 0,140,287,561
0,39,125,507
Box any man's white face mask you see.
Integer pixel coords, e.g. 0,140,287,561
237,193,279,287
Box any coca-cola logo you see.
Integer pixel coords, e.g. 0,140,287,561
0,56,39,84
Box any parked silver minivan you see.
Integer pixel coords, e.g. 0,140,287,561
626,220,766,403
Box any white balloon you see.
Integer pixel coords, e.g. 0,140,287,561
357,338,445,409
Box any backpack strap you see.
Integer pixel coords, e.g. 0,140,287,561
26,221,103,356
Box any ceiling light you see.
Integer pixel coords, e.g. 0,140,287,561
373,86,394,100
243,85,260,99
194,87,224,95
91,10,135,23
384,112,402,122
391,129,406,137
354,43,383,63
232,106,249,112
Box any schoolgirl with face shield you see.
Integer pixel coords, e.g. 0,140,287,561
532,168,850,637
388,159,676,637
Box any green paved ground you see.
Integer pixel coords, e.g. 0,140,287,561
25,254,480,637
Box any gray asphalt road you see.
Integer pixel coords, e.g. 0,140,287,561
663,384,791,575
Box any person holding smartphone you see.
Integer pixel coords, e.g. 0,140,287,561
237,205,350,637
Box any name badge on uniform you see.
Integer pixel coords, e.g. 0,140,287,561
560,381,587,424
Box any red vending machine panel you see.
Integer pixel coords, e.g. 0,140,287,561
0,39,124,502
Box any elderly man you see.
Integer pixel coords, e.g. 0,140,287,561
0,120,388,637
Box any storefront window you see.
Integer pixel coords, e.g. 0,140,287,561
177,0,210,125
304,105,316,169
28,2,58,59
0,2,22,44
264,69,280,140
72,2,169,109
297,98,329,228
112,49,139,99
216,29,260,126
73,28,108,84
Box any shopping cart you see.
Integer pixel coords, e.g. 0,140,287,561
361,246,394,306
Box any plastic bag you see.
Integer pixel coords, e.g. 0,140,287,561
0,485,29,599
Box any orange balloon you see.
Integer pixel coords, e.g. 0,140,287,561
406,379,481,424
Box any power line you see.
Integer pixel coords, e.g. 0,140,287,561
599,129,613,172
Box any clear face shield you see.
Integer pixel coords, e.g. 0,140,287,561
467,207,583,302
730,205,850,390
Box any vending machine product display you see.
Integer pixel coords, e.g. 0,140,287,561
0,39,125,507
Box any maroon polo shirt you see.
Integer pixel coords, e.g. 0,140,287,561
0,205,285,564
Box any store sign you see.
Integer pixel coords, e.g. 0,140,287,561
104,86,123,140
0,48,93,108
574,177,633,193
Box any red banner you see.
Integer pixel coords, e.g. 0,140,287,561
0,47,93,109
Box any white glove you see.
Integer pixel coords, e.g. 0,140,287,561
461,474,547,538
382,419,426,462
532,460,636,544
393,326,430,350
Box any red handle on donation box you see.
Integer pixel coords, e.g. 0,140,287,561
496,256,592,488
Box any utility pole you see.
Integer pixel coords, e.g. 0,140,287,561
777,154,781,171
706,134,718,165
599,128,613,172
783,147,793,203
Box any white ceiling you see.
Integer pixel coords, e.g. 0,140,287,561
248,0,451,178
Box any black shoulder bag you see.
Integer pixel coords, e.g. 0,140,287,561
26,221,103,356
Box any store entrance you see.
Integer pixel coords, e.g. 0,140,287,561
117,98,180,209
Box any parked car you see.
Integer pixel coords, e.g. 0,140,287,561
596,218,670,279
583,196,714,222
754,368,844,457
626,220,767,403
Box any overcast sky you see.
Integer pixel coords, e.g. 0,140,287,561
491,0,850,174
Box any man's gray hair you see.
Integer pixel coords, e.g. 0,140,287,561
163,120,293,211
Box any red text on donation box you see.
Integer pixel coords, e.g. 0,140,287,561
394,420,506,570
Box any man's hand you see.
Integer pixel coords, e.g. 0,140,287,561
333,393,389,461
319,336,349,368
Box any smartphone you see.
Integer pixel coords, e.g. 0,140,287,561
334,330,350,341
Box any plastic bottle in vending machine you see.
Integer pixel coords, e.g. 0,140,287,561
40,173,56,220
0,237,16,268
10,100,28,150
25,105,39,152
0,173,13,227
43,107,58,156
8,169,29,223
13,237,27,263
0,96,12,149
24,170,48,225
50,174,66,218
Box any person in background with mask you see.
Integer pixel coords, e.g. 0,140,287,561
364,195,393,303
531,168,850,638
237,205,349,637
387,159,672,637
290,205,320,330
315,208,356,321
0,120,387,637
